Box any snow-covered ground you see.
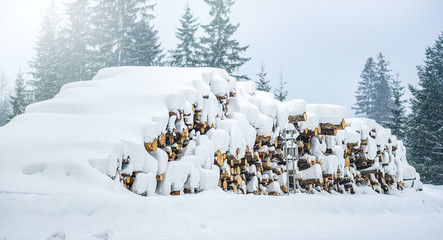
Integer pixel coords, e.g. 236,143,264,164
1,185,442,240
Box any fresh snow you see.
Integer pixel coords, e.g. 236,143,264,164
307,104,345,125
1,186,442,239
0,66,434,239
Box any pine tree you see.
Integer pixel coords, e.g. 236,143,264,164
91,0,163,67
9,70,30,120
29,2,66,102
274,68,288,101
353,54,393,125
169,4,201,67
123,20,165,66
64,0,95,81
0,72,11,126
373,52,393,125
407,33,443,184
201,0,250,80
353,57,377,118
386,71,406,139
255,63,271,92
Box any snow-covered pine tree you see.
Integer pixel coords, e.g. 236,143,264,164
63,0,96,81
201,0,250,80
274,68,288,101
8,70,30,121
169,4,201,67
407,33,443,184
91,0,163,67
373,52,393,125
353,54,393,125
255,62,271,92
386,71,406,139
29,2,66,102
0,72,11,126
90,0,119,67
353,57,377,118
124,20,165,66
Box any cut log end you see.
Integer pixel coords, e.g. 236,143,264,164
156,174,164,182
215,150,223,166
144,138,158,152
170,191,181,196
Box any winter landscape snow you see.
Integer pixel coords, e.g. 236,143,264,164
1,0,442,239
1,185,443,239
0,66,440,240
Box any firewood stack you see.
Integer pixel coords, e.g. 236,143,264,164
0,67,422,199
100,68,421,196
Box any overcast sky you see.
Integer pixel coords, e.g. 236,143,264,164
1,0,442,117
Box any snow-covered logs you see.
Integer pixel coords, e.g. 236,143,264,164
0,67,422,196
111,69,422,195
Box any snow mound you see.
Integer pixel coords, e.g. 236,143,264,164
0,67,233,195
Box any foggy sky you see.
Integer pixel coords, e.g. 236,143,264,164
1,0,443,117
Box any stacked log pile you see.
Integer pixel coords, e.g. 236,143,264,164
0,67,423,198
89,67,422,196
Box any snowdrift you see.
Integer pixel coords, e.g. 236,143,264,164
0,67,422,196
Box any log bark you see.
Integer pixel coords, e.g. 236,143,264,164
288,112,307,123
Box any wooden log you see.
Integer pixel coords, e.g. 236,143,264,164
323,174,333,179
238,158,248,167
280,184,288,193
184,188,192,194
166,132,174,145
156,174,164,182
345,156,350,169
200,123,207,133
215,150,224,166
319,119,345,130
262,158,271,169
216,94,228,101
319,128,337,136
169,152,176,161
194,112,202,122
144,138,158,152
361,137,369,146
256,135,272,141
158,133,166,147
181,128,189,141
227,183,237,191
288,112,307,123
171,143,181,152
299,178,323,185
226,154,237,162
235,175,242,185
220,168,230,179
230,167,235,175
257,140,262,149
122,156,130,165
305,128,319,137
260,178,269,185
169,111,177,118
